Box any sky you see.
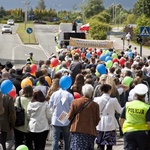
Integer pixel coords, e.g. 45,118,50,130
0,0,136,11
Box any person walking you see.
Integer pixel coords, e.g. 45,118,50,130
68,84,100,150
94,84,122,150
26,52,34,65
27,90,51,150
119,83,150,150
126,32,131,45
14,85,33,149
49,86,74,150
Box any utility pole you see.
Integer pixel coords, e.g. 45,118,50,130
23,0,30,29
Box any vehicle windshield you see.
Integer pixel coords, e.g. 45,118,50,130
3,25,11,28
8,19,14,22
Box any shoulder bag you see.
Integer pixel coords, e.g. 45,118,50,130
69,99,92,127
15,97,25,127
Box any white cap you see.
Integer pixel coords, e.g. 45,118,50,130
134,84,148,95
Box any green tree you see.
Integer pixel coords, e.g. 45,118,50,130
81,0,104,19
0,6,6,18
36,0,46,10
133,0,150,17
124,14,137,25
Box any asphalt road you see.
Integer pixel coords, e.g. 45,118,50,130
0,24,59,68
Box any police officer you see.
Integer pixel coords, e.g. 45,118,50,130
119,83,150,150
26,52,34,65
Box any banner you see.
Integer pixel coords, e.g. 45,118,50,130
69,38,114,49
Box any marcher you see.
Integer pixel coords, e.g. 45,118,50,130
94,84,122,150
119,83,150,150
68,84,100,150
49,86,74,150
27,90,51,150
14,85,33,149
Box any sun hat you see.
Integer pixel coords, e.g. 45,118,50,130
134,84,148,95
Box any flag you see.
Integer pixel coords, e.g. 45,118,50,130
80,23,90,31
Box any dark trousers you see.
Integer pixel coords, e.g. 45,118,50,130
0,132,7,150
14,129,33,150
98,145,112,150
124,131,150,150
30,130,49,150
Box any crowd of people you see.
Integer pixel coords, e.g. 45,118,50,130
0,44,150,150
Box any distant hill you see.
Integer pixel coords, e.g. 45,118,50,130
0,0,137,11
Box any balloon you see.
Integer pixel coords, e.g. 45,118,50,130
97,51,101,56
119,57,126,66
86,53,91,59
75,49,80,54
1,80,13,94
96,64,106,74
81,53,85,58
102,50,106,55
55,65,61,72
105,56,112,62
51,58,59,67
88,47,92,52
122,76,133,86
36,81,40,86
95,71,100,77
105,50,110,54
45,76,52,86
8,89,16,99
21,78,32,89
128,52,133,58
71,50,75,55
59,76,72,90
30,64,37,74
112,53,118,59
16,145,28,150
74,92,81,99
99,55,106,61
92,52,96,56
113,58,119,63
106,60,113,68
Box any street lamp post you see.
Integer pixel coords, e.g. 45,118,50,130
23,0,30,29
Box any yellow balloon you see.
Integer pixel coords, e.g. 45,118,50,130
21,78,33,89
45,76,52,86
71,50,75,55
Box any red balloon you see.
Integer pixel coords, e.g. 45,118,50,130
51,58,59,67
88,47,92,52
97,51,101,56
75,49,81,54
92,52,96,56
81,53,85,58
30,64,37,74
8,89,16,99
119,57,126,66
113,58,119,63
74,92,81,99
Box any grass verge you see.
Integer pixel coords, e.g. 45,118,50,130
16,23,38,44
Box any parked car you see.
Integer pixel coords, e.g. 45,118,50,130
7,19,15,25
33,20,46,24
2,25,12,34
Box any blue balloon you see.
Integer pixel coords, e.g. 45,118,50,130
99,55,106,61
128,52,133,58
105,56,112,62
59,76,72,90
96,64,106,74
105,53,110,57
86,53,91,59
1,80,13,94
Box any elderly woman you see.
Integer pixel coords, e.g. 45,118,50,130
68,84,100,150
94,84,122,150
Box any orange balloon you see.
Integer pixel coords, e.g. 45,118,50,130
21,78,33,89
45,76,52,86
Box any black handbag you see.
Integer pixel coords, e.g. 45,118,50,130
15,97,25,127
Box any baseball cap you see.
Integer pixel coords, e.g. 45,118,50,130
134,84,148,95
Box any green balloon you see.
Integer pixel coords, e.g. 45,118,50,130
112,53,118,59
106,60,113,68
16,145,28,150
106,50,110,54
123,76,133,86
36,81,40,86
95,71,100,77
55,65,60,72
